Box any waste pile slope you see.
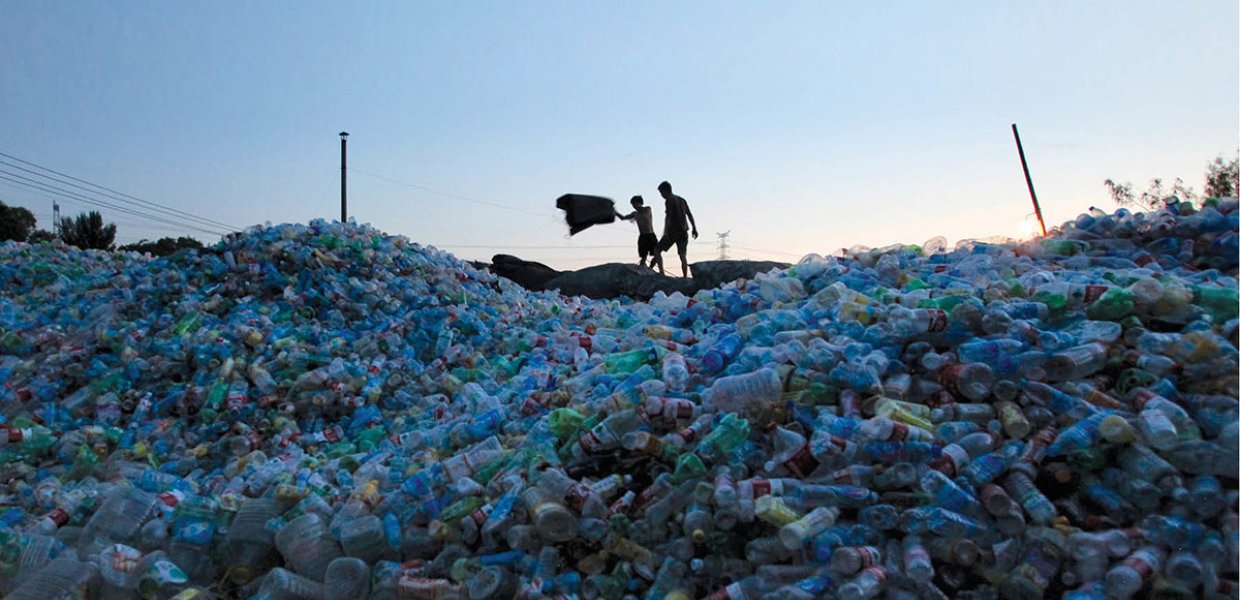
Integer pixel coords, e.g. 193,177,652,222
0,199,1234,599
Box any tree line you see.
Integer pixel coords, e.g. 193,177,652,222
0,206,203,255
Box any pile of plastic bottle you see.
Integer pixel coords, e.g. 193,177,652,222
0,197,1236,600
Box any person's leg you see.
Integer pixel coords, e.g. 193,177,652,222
676,233,689,277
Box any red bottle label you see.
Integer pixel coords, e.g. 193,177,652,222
785,444,821,478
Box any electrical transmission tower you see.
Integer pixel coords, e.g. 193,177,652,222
716,231,730,260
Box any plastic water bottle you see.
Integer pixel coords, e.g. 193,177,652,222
837,566,888,600
830,545,882,576
274,513,342,581
324,556,370,600
1105,545,1166,599
703,368,782,414
701,333,744,375
4,556,98,600
661,352,689,392
778,506,839,550
901,535,934,583
259,567,327,600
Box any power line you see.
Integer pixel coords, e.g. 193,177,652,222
0,170,232,237
0,151,242,231
0,170,230,236
350,168,557,218
431,243,631,250
729,242,804,258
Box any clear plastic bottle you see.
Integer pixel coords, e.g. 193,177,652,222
901,535,933,583
442,436,505,481
779,506,839,550
837,566,888,600
703,368,783,414
829,545,882,576
324,556,370,600
1003,470,1057,525
274,513,343,581
661,352,690,392
259,566,327,600
5,556,98,600
337,514,387,563
1105,545,1166,599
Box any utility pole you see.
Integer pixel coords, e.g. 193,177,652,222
716,230,730,260
339,131,349,222
1011,123,1047,237
52,201,60,236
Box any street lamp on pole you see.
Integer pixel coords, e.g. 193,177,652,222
339,131,349,223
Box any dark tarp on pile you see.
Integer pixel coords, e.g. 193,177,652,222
557,194,616,236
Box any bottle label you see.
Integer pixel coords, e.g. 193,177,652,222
45,508,70,527
110,544,143,574
1084,285,1108,304
676,424,702,445
829,468,863,486
861,566,887,584
853,546,880,569
577,430,608,455
467,503,494,528
563,484,591,513
925,309,948,332
938,364,966,397
785,443,821,478
1123,553,1156,580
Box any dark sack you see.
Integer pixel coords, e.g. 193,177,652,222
556,194,616,236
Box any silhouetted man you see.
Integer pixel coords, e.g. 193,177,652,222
617,195,664,273
657,181,697,277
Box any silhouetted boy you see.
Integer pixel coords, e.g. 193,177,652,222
617,195,664,273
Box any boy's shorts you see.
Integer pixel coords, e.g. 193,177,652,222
638,233,659,258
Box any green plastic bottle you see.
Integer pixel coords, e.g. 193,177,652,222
1087,288,1134,321
604,349,656,375
697,414,750,462
1193,286,1239,322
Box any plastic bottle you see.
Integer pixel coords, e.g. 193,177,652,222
274,513,343,581
1105,545,1166,599
830,545,882,576
661,352,690,392
260,567,327,600
323,557,370,600
837,566,888,600
569,410,641,461
4,556,98,600
779,506,839,550
703,368,783,414
901,535,933,583
701,333,744,375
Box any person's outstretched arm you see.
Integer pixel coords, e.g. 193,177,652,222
616,210,635,220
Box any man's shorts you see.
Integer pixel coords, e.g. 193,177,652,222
659,229,689,255
637,233,659,258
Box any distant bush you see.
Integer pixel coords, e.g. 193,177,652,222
1106,152,1239,210
118,236,205,256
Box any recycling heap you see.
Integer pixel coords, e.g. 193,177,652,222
0,199,1236,600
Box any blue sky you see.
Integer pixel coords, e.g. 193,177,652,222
2,2,1236,270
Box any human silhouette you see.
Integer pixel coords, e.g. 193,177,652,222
656,181,698,277
616,195,664,274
